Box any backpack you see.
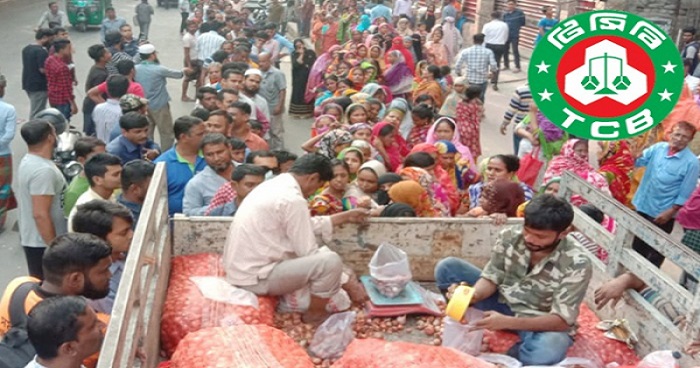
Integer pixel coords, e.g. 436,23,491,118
0,282,38,368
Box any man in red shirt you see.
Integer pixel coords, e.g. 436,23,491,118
44,39,77,120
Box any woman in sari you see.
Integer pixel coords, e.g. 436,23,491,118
543,138,612,206
441,17,463,64
424,26,450,67
411,34,424,63
306,45,342,103
408,144,461,215
597,140,634,206
454,85,484,157
344,160,387,208
383,50,414,99
348,67,366,90
413,65,443,108
468,154,534,209
303,128,354,159
388,181,441,217
385,36,415,73
467,181,525,220
425,117,476,166
386,98,413,139
439,77,467,118
371,122,404,171
356,44,369,60
369,45,386,71
356,14,371,32
423,4,436,32
396,18,414,37
434,140,478,190
309,159,352,216
399,166,449,216
320,14,341,55
290,39,317,117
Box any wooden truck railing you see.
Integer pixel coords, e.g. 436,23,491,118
99,164,700,367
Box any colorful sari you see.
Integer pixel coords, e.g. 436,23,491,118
383,51,414,97
434,140,478,190
413,79,444,107
399,166,449,216
309,192,346,215
385,36,415,72
439,77,467,118
388,180,440,217
306,45,342,103
407,124,430,149
544,139,611,206
425,39,449,67
372,122,404,171
426,117,475,169
455,98,483,158
598,140,634,206
411,143,461,215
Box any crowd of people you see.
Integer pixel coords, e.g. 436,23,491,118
1,0,700,366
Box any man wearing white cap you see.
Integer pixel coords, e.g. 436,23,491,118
240,68,271,133
0,73,17,230
135,44,191,151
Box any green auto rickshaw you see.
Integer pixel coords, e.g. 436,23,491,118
66,0,108,32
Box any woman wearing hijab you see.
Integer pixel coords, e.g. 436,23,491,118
425,26,450,67
376,172,402,205
389,181,441,217
371,122,405,171
543,139,611,206
321,14,341,53
467,181,525,220
380,203,417,217
290,39,317,117
441,16,463,64
426,117,475,167
396,17,414,37
385,36,415,73
369,44,386,71
408,144,461,215
399,166,449,216
306,45,343,103
357,14,371,32
302,128,354,159
344,160,387,208
434,140,479,191
440,76,467,118
413,65,444,108
383,50,414,99
597,140,634,206
411,33,424,62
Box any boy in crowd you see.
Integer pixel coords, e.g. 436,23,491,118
67,153,122,231
63,137,107,217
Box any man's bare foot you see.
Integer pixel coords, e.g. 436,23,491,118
302,310,331,327
181,96,194,102
343,278,369,304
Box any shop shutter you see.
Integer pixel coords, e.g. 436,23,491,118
494,0,559,49
461,0,478,19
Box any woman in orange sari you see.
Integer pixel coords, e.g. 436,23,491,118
413,65,443,108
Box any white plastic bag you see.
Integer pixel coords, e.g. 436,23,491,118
309,311,357,359
556,357,600,368
442,308,484,356
189,276,259,309
369,243,412,298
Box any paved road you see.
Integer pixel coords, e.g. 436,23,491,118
0,0,526,291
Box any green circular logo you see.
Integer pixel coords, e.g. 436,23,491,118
528,10,684,140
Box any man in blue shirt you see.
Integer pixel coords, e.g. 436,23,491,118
117,159,155,226
106,112,160,164
100,7,127,44
153,116,207,215
369,0,392,23
631,121,699,267
503,0,526,72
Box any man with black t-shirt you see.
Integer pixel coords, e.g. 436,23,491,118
22,29,55,119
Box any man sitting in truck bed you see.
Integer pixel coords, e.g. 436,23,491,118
223,154,370,325
434,195,593,366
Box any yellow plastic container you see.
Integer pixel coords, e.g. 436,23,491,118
445,285,475,321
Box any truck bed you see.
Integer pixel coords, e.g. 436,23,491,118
98,167,700,367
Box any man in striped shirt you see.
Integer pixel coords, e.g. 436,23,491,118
454,33,497,103
501,83,531,153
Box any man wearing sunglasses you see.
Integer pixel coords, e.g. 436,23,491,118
246,150,279,180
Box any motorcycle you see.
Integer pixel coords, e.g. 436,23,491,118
54,127,84,183
34,108,83,182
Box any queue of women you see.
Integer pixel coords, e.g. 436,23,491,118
286,0,694,226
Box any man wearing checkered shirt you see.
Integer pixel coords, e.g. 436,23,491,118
454,33,497,103
45,39,77,120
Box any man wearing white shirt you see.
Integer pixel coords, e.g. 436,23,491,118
482,11,509,91
223,154,369,325
67,153,122,232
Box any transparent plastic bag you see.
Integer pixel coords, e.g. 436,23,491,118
369,243,412,298
277,287,352,313
478,353,523,368
557,357,601,368
309,311,357,360
442,308,484,356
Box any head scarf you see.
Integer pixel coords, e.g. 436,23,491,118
345,103,368,124
399,167,435,197
389,181,439,217
371,121,403,171
380,203,417,217
359,62,378,83
385,36,415,72
441,16,460,63
376,172,402,205
359,159,387,179
544,139,611,204
434,139,479,189
306,45,343,103
350,92,371,104
409,142,461,214
480,181,525,217
318,129,353,159
312,114,339,136
540,176,561,194
321,102,344,121
597,140,634,205
357,14,371,32
410,33,423,62
348,122,372,135
388,98,413,138
361,83,383,99
337,146,365,161
426,117,475,168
